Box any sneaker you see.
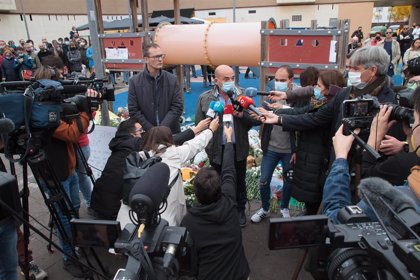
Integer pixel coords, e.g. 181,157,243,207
251,208,270,223
63,259,93,278
281,208,290,218
20,261,48,280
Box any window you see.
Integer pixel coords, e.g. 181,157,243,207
280,38,288,46
329,18,338,27
209,12,216,16
248,10,256,14
292,15,302,22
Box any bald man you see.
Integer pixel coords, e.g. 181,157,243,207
195,65,259,227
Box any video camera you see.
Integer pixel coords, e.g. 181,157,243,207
342,94,415,136
268,178,420,280
71,162,189,280
60,76,115,110
0,78,112,158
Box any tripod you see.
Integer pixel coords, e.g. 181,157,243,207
26,150,108,279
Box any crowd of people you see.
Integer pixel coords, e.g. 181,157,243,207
348,23,420,81
1,25,420,280
0,27,95,82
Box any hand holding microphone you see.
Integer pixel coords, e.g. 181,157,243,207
268,91,287,102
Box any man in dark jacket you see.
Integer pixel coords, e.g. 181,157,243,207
351,26,364,43
195,65,259,226
398,25,414,65
181,126,250,280
128,43,183,134
91,118,211,219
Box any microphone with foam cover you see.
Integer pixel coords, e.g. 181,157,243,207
358,177,418,226
0,118,15,135
245,87,271,97
236,95,262,116
129,162,170,226
206,101,216,119
213,101,225,115
61,85,88,95
223,104,234,128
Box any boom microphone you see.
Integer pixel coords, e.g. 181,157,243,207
0,118,15,134
358,177,418,227
236,95,262,116
61,85,88,95
129,162,170,226
245,87,271,97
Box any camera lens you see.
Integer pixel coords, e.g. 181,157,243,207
390,106,414,126
327,248,376,280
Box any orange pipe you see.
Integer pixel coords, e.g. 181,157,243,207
154,22,261,67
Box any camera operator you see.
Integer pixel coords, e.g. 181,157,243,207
361,104,419,185
322,88,420,224
181,125,250,280
33,56,99,278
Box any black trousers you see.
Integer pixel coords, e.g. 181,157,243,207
210,145,247,211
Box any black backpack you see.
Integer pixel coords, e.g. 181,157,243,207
122,151,162,205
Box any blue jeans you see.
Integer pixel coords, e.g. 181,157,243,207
259,150,292,211
123,71,130,83
76,145,92,207
0,218,18,280
40,172,80,261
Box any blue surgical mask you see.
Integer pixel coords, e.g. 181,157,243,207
275,81,288,92
221,81,235,93
313,87,324,101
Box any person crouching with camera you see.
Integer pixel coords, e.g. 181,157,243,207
33,56,99,278
181,125,250,280
322,87,420,224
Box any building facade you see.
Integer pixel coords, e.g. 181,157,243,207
0,0,418,44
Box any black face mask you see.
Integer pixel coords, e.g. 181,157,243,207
70,47,76,50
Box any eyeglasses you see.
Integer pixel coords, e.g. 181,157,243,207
385,32,393,34
148,54,166,60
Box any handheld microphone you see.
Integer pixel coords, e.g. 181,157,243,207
223,104,234,128
358,177,418,226
213,101,225,115
236,95,262,116
245,87,271,97
206,101,216,119
129,162,170,226
0,118,15,135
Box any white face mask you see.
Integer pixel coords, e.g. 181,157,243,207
347,71,368,89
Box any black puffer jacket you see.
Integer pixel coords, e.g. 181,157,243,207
91,128,195,219
91,132,142,219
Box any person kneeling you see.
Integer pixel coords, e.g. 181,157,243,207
181,125,250,280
